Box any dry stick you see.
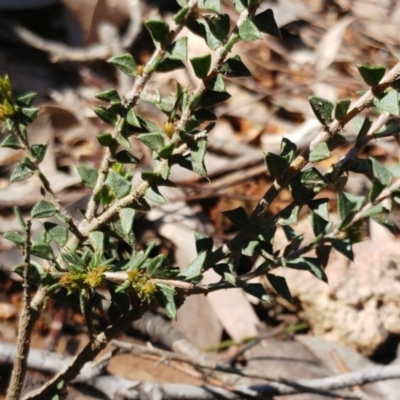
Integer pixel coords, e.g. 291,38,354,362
22,302,156,400
4,339,400,399
6,219,33,400
121,0,142,49
214,61,400,262
0,16,110,62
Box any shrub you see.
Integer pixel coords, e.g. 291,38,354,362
2,0,400,398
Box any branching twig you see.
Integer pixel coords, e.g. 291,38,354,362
6,219,33,400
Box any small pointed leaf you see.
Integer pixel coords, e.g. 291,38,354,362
334,98,351,120
190,54,212,79
145,20,170,43
108,54,137,77
309,96,333,126
357,65,385,86
105,169,131,198
77,165,98,189
31,200,57,219
219,55,251,77
253,8,281,39
239,16,261,42
267,273,292,302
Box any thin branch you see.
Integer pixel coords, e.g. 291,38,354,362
6,219,33,400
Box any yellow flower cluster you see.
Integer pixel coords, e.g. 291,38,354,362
0,75,15,121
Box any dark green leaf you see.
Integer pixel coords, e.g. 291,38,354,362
283,235,304,257
138,132,165,152
131,197,151,211
155,58,185,72
173,5,189,24
31,200,56,219
109,219,136,247
265,152,289,178
147,255,167,277
156,284,177,320
334,98,351,120
357,65,385,86
286,257,328,282
194,232,213,254
158,142,175,159
198,0,222,12
309,96,333,126
308,198,330,221
199,89,231,108
327,133,347,150
309,142,330,162
43,222,68,247
372,212,397,235
369,179,385,202
219,55,251,77
221,206,249,228
96,133,113,147
253,8,281,39
179,251,207,281
278,204,300,225
332,238,354,261
31,243,54,260
239,16,261,42
206,74,225,92
282,225,300,241
31,144,48,163
267,273,292,302
0,134,21,149
126,109,141,128
17,92,36,107
77,164,98,189
309,212,330,237
192,108,217,122
93,106,119,125
145,20,170,43
105,169,131,198
95,88,121,104
242,240,259,256
280,138,297,163
114,150,140,164
189,139,208,177
214,263,236,286
289,168,327,204
166,36,188,61
190,54,212,79
21,107,39,123
337,192,364,221
108,54,137,77
316,245,331,268
243,283,270,302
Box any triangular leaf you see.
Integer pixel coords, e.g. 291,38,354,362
253,8,281,39
267,274,292,302
179,251,207,281
31,200,57,219
309,96,333,126
357,65,385,86
108,54,137,77
77,164,98,189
